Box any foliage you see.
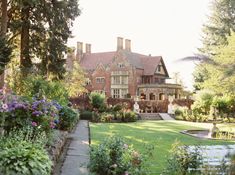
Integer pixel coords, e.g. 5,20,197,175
0,36,12,74
90,121,233,174
117,110,138,122
8,0,80,78
89,92,106,111
100,113,114,123
162,141,202,175
194,0,235,92
199,0,235,56
200,33,235,95
191,90,215,115
58,105,79,131
89,136,152,175
80,110,93,121
0,90,61,134
14,75,69,105
0,138,51,175
212,95,235,120
63,62,87,97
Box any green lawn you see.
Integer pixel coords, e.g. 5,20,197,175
90,120,235,174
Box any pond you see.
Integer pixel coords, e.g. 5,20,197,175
181,129,235,140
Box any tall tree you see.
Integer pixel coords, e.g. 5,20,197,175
201,32,235,95
8,0,80,78
193,0,235,91
199,0,235,56
0,0,12,87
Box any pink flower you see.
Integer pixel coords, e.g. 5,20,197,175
50,121,56,129
31,121,38,127
2,103,8,110
124,171,129,175
123,143,129,149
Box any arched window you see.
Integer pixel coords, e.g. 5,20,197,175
149,93,155,100
140,93,146,100
159,93,165,100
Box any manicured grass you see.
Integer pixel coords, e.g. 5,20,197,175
90,120,235,174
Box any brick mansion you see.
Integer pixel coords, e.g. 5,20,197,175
67,37,182,100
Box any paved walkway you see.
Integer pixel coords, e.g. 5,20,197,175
159,113,175,120
188,145,235,166
60,120,90,175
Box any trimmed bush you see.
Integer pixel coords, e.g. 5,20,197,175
80,110,93,120
58,106,79,131
89,92,106,111
117,111,138,122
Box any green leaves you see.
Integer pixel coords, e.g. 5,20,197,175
0,139,52,175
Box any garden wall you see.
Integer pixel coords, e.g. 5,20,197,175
70,96,194,113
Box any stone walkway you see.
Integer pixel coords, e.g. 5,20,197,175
159,113,175,120
188,145,235,167
60,120,90,175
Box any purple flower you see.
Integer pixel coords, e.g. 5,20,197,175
31,121,38,127
32,111,42,116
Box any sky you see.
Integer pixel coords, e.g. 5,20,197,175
68,0,212,90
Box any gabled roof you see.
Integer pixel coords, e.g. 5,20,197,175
80,52,116,70
140,56,161,75
79,50,168,76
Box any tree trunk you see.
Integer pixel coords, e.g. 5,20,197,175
1,0,8,35
20,5,31,75
0,0,8,88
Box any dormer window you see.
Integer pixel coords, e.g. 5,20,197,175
157,65,161,72
118,63,125,68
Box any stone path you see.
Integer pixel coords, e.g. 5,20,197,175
159,113,175,120
188,145,235,167
60,120,90,175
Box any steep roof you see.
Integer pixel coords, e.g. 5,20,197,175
80,50,168,76
80,52,116,70
140,56,161,75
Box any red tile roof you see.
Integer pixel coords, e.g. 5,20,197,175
80,52,116,70
140,56,161,75
80,50,168,76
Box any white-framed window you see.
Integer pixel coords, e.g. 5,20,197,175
96,77,105,83
112,76,121,84
111,89,128,98
111,75,128,85
112,89,120,98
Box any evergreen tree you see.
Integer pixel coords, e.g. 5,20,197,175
199,0,235,56
193,0,235,91
0,0,12,87
8,0,80,78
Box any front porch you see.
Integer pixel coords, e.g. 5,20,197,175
138,83,182,101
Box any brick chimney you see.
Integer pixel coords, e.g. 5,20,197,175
76,41,83,61
85,43,91,54
66,47,76,70
125,39,131,51
117,37,123,50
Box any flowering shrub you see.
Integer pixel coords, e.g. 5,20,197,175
0,89,61,134
89,136,150,175
58,105,79,131
30,98,61,133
